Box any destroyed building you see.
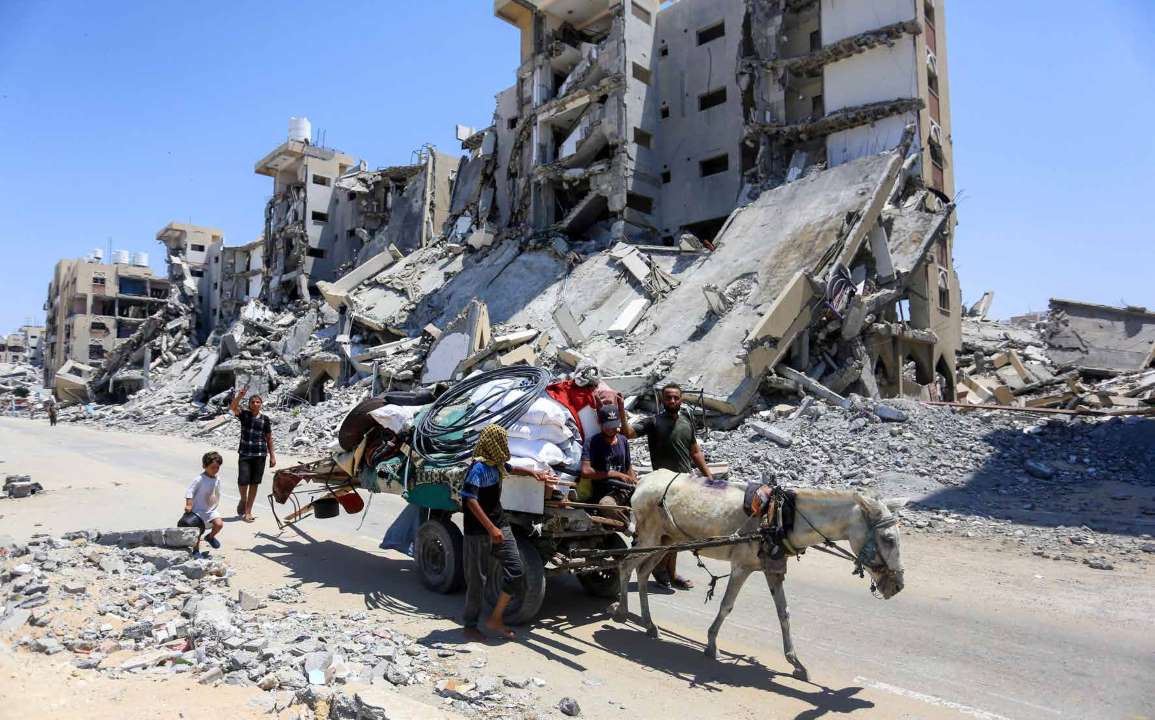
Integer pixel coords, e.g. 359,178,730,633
156,222,225,340
41,254,172,391
324,0,962,414
253,118,456,308
1,325,43,366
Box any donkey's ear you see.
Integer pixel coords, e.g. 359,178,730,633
883,497,909,513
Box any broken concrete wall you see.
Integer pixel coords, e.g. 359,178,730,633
1044,300,1155,372
652,0,748,239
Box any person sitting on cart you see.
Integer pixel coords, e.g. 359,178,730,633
461,424,552,642
579,404,636,524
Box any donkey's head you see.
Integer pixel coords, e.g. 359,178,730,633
850,495,907,599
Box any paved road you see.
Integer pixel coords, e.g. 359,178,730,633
2,417,1152,719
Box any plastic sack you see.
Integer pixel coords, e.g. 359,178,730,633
519,396,571,428
508,456,550,474
506,420,573,445
508,437,566,466
368,404,421,434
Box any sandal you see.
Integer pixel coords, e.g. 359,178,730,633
671,575,695,590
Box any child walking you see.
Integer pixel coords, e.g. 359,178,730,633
184,451,225,557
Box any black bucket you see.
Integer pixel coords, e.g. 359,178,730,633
314,497,340,519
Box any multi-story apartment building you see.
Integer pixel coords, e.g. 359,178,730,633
215,237,265,328
487,0,959,390
20,325,45,366
254,118,457,308
1,333,28,365
42,256,171,387
156,222,225,340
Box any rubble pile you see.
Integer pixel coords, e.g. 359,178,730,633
957,315,1155,413
0,532,573,719
0,361,42,405
700,396,1154,569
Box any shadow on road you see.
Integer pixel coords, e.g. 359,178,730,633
878,418,1155,537
249,532,461,620
250,531,873,717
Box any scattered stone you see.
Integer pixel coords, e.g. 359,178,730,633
558,697,581,716
0,610,32,633
1024,460,1054,480
238,590,262,612
32,637,65,655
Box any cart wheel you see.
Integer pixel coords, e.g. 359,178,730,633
415,518,465,593
578,533,627,599
486,535,546,625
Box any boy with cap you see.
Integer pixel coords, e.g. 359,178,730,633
580,405,636,522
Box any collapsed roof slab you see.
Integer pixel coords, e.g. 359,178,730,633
1045,299,1155,372
570,151,900,413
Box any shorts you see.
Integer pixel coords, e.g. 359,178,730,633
237,455,267,486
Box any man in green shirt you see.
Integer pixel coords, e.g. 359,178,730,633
622,383,714,590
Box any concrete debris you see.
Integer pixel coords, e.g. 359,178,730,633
958,312,1155,414
1042,299,1155,373
0,534,564,718
4,474,44,499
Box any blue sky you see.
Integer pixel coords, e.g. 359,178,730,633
1,0,1152,336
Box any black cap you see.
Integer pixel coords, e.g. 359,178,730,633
597,404,621,428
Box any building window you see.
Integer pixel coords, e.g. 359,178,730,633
633,127,653,149
88,344,106,360
697,21,725,46
924,1,936,27
631,62,651,85
699,153,730,177
190,268,203,278
659,42,669,58
507,117,518,130
809,29,821,52
306,247,326,259
626,192,654,215
811,94,824,117
698,87,727,111
660,103,670,119
927,71,939,95
661,170,671,184
311,211,329,224
938,269,950,311
312,174,331,187
214,255,220,263
190,244,205,252
630,1,651,25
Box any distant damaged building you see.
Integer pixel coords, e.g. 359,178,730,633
156,222,225,341
254,118,455,307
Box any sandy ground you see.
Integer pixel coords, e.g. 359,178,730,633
2,416,1153,720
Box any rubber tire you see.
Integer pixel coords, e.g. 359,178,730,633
485,534,546,625
415,518,465,594
577,532,628,599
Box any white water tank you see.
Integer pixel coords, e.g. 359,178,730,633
131,251,149,267
90,248,104,262
112,249,130,265
288,116,312,143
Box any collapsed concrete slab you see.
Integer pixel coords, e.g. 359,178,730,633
1044,299,1155,373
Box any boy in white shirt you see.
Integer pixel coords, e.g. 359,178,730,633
184,451,225,556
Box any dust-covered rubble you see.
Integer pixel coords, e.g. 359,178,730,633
696,396,1154,569
0,531,580,719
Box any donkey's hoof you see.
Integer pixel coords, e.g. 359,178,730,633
609,603,628,623
645,626,659,640
792,666,810,682
704,646,717,660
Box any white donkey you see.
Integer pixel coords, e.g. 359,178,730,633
613,470,906,681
